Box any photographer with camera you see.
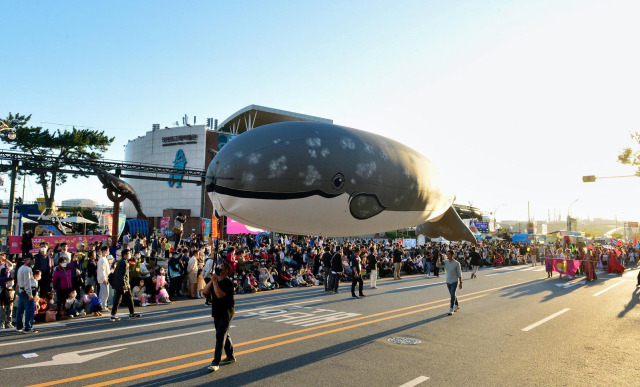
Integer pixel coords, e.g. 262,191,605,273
204,261,235,372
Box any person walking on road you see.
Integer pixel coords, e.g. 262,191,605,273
330,246,344,293
206,261,236,373
469,247,481,279
444,250,462,315
110,249,140,322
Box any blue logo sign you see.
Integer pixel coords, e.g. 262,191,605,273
168,149,187,188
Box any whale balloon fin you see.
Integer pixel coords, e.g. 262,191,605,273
349,193,386,220
416,206,476,243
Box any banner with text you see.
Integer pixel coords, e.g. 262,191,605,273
9,235,109,255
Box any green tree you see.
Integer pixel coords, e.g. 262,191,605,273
618,132,640,175
2,113,114,213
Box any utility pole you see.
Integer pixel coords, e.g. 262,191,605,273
7,160,19,238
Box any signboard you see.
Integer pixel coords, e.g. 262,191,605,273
105,214,113,236
227,218,265,235
628,222,638,228
211,216,219,239
202,218,212,237
474,222,489,233
9,235,109,254
162,134,198,147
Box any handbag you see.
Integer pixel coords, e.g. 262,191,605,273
45,310,57,322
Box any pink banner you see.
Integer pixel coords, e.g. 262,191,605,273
545,258,581,277
9,235,109,255
227,218,265,235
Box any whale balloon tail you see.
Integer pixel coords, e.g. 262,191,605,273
416,206,476,244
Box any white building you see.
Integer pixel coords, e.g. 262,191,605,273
61,198,97,208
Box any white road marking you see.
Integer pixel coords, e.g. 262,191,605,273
522,308,570,332
397,282,444,290
593,280,625,296
554,280,585,289
235,299,322,314
486,267,535,276
0,314,211,347
37,311,169,328
5,327,230,369
399,376,430,387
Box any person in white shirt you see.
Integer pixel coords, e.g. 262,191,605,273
97,246,111,310
187,253,198,298
443,250,463,316
16,256,37,333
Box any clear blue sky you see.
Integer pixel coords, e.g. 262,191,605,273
2,0,640,223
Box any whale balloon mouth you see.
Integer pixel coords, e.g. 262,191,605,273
209,184,341,200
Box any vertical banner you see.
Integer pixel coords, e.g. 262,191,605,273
118,214,126,237
211,217,219,239
105,214,114,236
202,218,212,237
160,217,171,230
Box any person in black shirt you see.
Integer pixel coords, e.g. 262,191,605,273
431,247,441,278
206,261,235,372
330,246,344,293
321,247,333,291
350,249,365,299
366,246,378,289
469,247,481,279
392,245,403,280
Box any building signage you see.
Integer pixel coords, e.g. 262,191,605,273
162,134,198,147
474,221,489,233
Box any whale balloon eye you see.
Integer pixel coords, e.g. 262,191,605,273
332,173,345,191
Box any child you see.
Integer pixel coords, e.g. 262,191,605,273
65,290,85,318
81,285,102,316
155,268,171,304
0,276,15,329
132,279,149,307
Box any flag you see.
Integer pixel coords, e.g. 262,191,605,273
549,258,581,277
634,235,638,247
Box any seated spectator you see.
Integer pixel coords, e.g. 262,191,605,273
65,290,85,318
243,273,259,293
258,267,275,291
294,270,311,287
133,279,150,306
81,285,103,316
155,268,171,304
277,267,294,288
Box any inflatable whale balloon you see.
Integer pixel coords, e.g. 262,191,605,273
206,122,474,241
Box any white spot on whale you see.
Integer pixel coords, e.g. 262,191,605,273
403,169,410,178
379,151,389,161
364,144,375,154
300,165,321,186
269,156,288,178
273,139,282,144
355,161,377,178
247,153,261,164
340,138,356,150
308,149,317,158
350,178,356,184
320,148,330,157
306,138,322,147
242,172,255,183
234,152,244,159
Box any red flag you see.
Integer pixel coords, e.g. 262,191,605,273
634,235,638,246
616,239,623,246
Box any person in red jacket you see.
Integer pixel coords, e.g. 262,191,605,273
225,247,237,275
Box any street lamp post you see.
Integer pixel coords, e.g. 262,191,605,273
492,203,506,233
567,198,579,232
1,123,18,241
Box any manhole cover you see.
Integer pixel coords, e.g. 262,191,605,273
388,337,421,345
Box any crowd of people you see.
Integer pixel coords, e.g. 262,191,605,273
1,229,638,332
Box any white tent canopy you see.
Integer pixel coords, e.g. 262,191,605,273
63,216,97,224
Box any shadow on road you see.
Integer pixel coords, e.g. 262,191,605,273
126,314,448,387
617,287,640,318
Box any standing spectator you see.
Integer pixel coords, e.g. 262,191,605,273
205,261,236,372
392,245,403,280
350,249,365,299
330,246,344,294
423,248,432,279
187,252,199,298
52,255,73,318
110,249,140,322
168,251,182,300
97,246,111,311
21,230,34,258
85,251,98,288
431,247,441,278
367,246,378,289
16,255,37,333
321,247,333,291
34,242,53,297
443,250,462,316
0,274,15,329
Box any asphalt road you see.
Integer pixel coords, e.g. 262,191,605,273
1,264,639,387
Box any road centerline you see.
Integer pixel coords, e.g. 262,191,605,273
522,308,570,332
